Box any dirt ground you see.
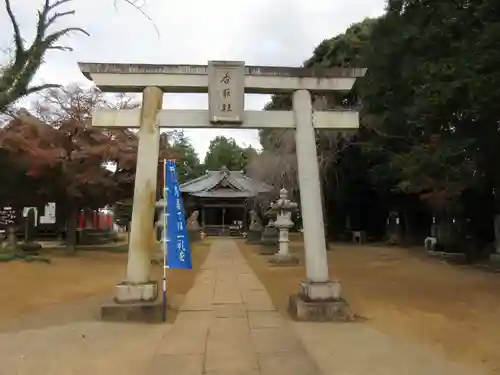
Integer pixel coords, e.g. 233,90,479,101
0,241,210,328
239,238,500,375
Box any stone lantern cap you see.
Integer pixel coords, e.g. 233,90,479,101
271,188,298,212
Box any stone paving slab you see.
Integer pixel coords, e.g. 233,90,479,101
250,327,303,354
247,311,284,329
237,273,266,291
242,290,275,311
180,270,215,311
155,312,210,355
211,303,247,318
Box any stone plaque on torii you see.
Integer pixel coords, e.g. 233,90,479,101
208,61,245,124
78,60,365,321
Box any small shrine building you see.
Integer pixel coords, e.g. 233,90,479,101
180,166,272,236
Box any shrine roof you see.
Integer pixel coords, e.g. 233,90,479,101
180,167,272,198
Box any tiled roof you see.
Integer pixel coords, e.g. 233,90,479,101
179,166,272,198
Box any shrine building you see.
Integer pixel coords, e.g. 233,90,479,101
180,166,272,236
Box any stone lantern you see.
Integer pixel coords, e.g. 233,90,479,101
152,198,167,263
154,199,166,241
268,188,299,265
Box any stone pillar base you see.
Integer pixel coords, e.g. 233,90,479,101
300,280,340,300
101,299,163,323
115,281,158,303
100,281,162,323
288,280,354,322
288,294,354,322
489,253,500,266
268,253,299,266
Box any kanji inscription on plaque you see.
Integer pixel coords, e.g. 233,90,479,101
208,61,245,124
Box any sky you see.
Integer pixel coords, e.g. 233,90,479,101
0,0,385,159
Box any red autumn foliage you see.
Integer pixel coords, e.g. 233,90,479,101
0,84,175,250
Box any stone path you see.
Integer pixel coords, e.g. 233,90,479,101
0,239,487,375
149,238,320,375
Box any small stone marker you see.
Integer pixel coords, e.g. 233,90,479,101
20,208,42,254
152,199,166,264
187,210,201,243
246,210,263,244
259,208,279,255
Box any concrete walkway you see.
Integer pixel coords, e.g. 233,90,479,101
149,238,320,375
0,239,487,375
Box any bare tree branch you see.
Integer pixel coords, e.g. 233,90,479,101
0,0,89,113
1,0,159,115
4,0,25,67
24,84,61,96
114,0,160,38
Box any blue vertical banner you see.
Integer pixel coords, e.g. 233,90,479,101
164,160,193,269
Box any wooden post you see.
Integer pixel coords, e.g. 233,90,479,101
222,207,226,234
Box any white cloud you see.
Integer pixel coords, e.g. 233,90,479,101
1,0,385,159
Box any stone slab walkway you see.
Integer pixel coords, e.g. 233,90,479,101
0,239,488,375
149,238,320,375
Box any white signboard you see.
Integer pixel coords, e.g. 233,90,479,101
40,202,56,224
208,61,245,124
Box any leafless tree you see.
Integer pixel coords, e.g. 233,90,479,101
1,0,156,114
246,131,349,201
1,0,89,113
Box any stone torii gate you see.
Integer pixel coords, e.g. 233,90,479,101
78,61,365,321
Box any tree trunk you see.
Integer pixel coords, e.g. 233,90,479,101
65,205,79,253
435,211,460,251
494,214,500,253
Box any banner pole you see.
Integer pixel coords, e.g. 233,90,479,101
162,159,168,323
